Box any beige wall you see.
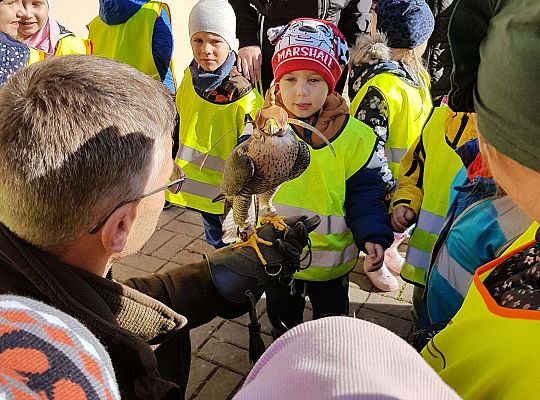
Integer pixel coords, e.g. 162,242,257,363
52,0,199,81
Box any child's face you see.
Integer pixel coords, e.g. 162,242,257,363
0,0,25,38
18,0,48,40
278,70,329,119
190,31,230,72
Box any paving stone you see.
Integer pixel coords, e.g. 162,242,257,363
213,321,273,350
349,271,373,291
140,229,176,255
163,220,204,237
192,367,243,400
120,253,167,273
186,356,217,399
356,308,413,339
373,278,407,299
191,318,225,352
349,282,370,316
152,234,195,260
364,293,413,320
187,238,215,255
110,263,149,282
158,207,184,228
178,209,204,226
199,338,252,375
397,282,414,303
171,250,205,266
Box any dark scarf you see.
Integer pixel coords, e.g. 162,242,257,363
189,51,236,96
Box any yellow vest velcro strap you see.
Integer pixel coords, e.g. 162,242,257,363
436,244,473,297
181,179,221,199
416,209,446,235
309,244,359,268
384,147,408,164
177,144,226,173
275,204,348,236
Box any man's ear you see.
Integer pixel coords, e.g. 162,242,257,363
99,202,139,254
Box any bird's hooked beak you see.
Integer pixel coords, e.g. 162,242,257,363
262,118,287,137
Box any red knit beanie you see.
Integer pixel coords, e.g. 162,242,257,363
269,18,349,93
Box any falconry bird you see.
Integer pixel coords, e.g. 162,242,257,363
213,89,335,265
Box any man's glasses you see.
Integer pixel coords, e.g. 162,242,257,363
88,162,186,234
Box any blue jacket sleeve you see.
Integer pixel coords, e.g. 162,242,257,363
152,7,175,93
345,163,393,252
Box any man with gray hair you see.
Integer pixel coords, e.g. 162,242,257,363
0,55,318,399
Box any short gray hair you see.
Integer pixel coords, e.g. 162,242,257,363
0,55,176,250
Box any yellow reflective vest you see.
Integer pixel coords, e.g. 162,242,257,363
54,34,93,56
88,1,174,84
273,116,378,281
166,68,263,214
398,107,477,286
422,238,540,400
349,71,432,178
28,47,46,65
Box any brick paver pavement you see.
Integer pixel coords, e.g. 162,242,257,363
113,206,414,400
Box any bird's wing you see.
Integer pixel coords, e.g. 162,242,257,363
220,142,255,196
287,140,311,181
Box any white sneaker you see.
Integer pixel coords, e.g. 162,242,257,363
384,233,407,275
363,258,399,292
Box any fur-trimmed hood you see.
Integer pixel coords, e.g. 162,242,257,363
348,34,420,101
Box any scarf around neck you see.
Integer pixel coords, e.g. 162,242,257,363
24,2,61,55
190,51,236,96
273,90,349,146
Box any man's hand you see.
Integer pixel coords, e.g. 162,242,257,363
364,242,384,272
391,205,415,232
237,45,262,83
205,216,320,303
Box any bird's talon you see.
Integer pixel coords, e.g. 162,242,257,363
233,232,273,265
260,215,289,232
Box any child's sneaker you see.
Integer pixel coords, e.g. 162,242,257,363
384,233,408,275
363,258,399,292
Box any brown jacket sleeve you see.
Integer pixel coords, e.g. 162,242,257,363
123,259,250,330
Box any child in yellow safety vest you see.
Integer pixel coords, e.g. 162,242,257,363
419,0,540,396
17,0,92,56
165,0,263,248
348,0,435,291
263,18,393,338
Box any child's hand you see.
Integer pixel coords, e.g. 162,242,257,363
391,206,415,232
364,242,384,272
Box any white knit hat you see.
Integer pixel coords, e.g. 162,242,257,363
188,0,236,49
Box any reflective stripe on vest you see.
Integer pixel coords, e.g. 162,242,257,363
88,1,171,82
425,195,532,324
384,147,408,166
400,107,466,287
55,35,93,56
421,244,540,400
350,71,432,178
273,116,378,281
275,203,348,236
166,68,264,214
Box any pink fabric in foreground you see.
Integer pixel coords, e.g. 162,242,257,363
234,316,461,400
24,0,61,55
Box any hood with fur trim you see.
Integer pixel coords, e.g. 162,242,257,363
348,34,419,100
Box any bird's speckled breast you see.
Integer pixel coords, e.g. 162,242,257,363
247,130,299,190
